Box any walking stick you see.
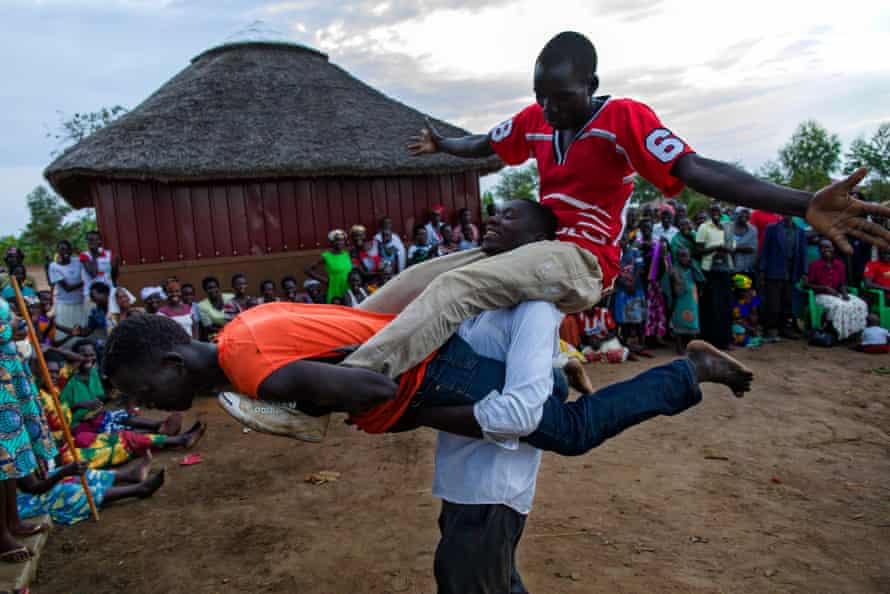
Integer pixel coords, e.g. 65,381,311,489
10,277,99,521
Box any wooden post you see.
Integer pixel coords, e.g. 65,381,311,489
10,277,99,521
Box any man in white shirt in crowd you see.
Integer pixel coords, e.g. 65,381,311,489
652,205,679,243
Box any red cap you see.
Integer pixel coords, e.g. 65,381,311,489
431,204,445,215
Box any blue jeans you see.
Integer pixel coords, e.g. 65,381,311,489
416,335,702,456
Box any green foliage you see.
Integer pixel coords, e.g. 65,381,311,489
493,163,539,202
481,191,495,219
757,159,786,184
48,105,128,154
13,186,96,264
630,175,661,205
777,120,841,191
844,123,890,202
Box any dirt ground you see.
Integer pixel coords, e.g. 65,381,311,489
35,341,890,594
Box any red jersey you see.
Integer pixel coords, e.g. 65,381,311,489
864,260,890,289
489,98,694,287
750,210,782,254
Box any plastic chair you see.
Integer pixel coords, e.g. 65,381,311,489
862,286,890,330
799,282,858,330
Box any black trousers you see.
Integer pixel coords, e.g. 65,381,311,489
435,501,529,594
700,270,734,349
765,279,794,331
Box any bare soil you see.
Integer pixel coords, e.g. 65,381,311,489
35,341,890,593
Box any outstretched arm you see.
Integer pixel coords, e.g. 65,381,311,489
258,360,398,415
673,156,890,254
407,118,494,159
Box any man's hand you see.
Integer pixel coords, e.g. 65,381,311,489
806,168,890,254
407,118,442,155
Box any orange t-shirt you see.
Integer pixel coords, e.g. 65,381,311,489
216,302,433,433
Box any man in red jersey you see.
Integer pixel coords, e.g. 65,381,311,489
342,31,890,381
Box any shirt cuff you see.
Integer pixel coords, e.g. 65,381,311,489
473,391,520,451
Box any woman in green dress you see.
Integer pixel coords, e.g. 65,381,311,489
662,247,705,354
305,229,353,303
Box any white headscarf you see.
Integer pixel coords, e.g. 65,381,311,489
140,286,166,302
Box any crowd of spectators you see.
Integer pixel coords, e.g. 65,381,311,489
559,193,890,363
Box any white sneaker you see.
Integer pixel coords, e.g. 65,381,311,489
217,393,331,443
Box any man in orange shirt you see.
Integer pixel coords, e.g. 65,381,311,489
103,200,752,458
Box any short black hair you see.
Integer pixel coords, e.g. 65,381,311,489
281,275,297,287
89,281,110,296
104,313,191,378
413,224,426,235
181,283,195,292
231,273,247,287
516,200,558,240
86,230,101,238
57,239,72,250
201,276,220,291
71,338,96,353
260,279,275,292
538,31,597,80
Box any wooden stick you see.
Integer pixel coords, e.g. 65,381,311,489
10,277,99,521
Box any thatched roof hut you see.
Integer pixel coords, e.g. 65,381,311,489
46,41,500,208
43,41,500,291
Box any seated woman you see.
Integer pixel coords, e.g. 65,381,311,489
805,239,869,341
731,274,760,347
17,454,165,526
41,355,205,468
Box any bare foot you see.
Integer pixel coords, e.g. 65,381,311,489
182,422,207,449
686,340,754,397
564,359,594,394
0,532,31,563
159,412,183,436
137,469,165,499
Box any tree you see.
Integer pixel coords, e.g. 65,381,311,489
16,186,96,264
493,163,539,201
757,159,786,185
48,105,128,155
844,122,890,202
630,175,661,205
777,120,841,191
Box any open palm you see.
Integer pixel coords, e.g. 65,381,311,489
806,168,890,254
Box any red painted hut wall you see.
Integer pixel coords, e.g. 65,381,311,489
89,173,482,267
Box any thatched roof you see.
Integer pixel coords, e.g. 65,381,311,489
45,41,503,208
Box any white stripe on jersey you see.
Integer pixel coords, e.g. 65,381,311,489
543,193,593,210
525,133,552,141
577,220,611,236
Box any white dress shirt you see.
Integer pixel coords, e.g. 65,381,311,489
432,301,562,515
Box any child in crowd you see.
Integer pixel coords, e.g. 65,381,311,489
663,247,704,354
1,265,35,300
613,232,646,346
140,286,165,314
344,269,370,307
407,225,435,266
858,314,889,354
458,222,479,250
180,283,201,332
158,281,196,338
224,273,256,322
436,226,460,257
258,280,279,304
731,274,761,347
578,306,631,363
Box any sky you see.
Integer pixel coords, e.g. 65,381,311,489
1,0,889,236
